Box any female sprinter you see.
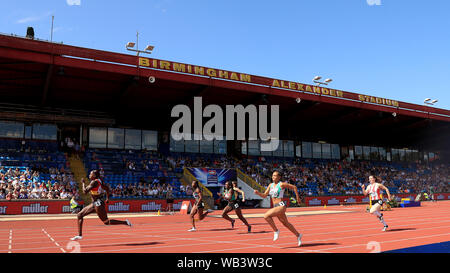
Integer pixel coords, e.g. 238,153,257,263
188,180,213,232
254,171,302,246
71,170,131,241
361,175,391,231
221,181,252,233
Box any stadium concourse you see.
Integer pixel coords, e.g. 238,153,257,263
0,33,449,253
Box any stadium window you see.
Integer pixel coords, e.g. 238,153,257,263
406,149,413,162
170,134,185,152
331,144,341,160
321,143,331,159
349,147,355,161
412,150,419,162
248,140,260,156
185,134,200,153
370,147,379,161
379,147,387,161
260,140,273,157
107,128,124,149
354,146,363,160
24,125,32,139
272,140,284,157
399,149,406,161
386,152,391,162
32,124,57,140
0,121,24,139
295,144,302,158
213,139,226,154
142,130,158,151
89,127,107,148
302,142,312,158
283,140,294,157
391,149,400,161
241,141,247,155
125,129,142,150
199,138,214,154
312,143,322,159
363,146,371,160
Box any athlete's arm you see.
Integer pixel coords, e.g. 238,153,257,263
234,187,245,202
196,189,203,204
254,184,271,198
361,184,368,196
103,183,111,203
379,183,391,200
281,182,300,204
82,178,97,194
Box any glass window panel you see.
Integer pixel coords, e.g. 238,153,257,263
241,141,247,155
322,143,331,159
0,121,24,138
199,138,214,154
184,134,200,153
363,146,371,160
370,147,379,161
379,147,387,161
355,146,363,160
260,140,273,156
125,129,141,150
272,140,283,157
89,127,107,148
214,140,226,154
170,134,184,152
312,143,322,159
392,149,400,161
142,130,158,151
302,142,312,158
399,149,406,161
283,140,294,157
332,144,340,159
295,145,302,157
32,124,57,140
24,126,32,139
248,140,260,156
107,128,124,149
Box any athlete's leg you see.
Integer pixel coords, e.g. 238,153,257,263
198,207,212,220
75,203,95,237
190,205,198,229
235,207,250,227
221,205,234,224
95,204,129,226
277,209,300,237
264,206,285,232
370,202,388,228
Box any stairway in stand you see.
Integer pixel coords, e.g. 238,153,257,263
68,155,91,205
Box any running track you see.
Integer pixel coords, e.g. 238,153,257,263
0,201,449,253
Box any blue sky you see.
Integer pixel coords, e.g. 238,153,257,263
1,0,449,110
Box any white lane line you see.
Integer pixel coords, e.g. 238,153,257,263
42,229,66,253
8,229,12,253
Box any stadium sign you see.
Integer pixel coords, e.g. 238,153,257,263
138,57,399,107
0,206,6,214
108,202,130,212
22,203,48,214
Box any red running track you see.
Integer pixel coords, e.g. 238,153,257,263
0,201,449,253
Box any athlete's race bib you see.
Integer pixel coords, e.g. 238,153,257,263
233,203,240,209
94,200,102,207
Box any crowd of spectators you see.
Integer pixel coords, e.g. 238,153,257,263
166,154,449,197
0,166,80,200
1,147,447,202
108,181,193,199
243,158,449,195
